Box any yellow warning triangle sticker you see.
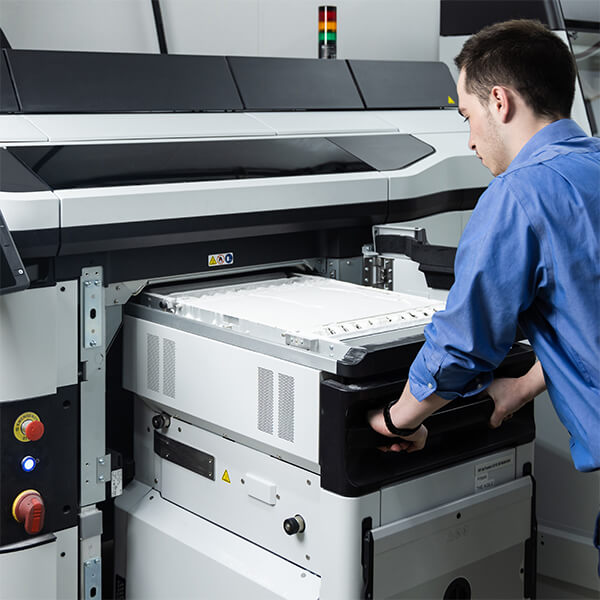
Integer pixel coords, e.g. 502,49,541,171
448,96,456,105
209,256,217,266
222,470,231,484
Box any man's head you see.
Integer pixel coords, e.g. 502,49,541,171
455,20,576,176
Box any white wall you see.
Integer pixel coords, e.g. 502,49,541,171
0,0,441,60
0,0,159,52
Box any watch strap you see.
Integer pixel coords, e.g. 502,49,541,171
383,400,422,437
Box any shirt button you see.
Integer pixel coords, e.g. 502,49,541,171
477,384,482,389
427,383,433,389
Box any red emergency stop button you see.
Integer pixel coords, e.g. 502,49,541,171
12,490,45,535
22,419,45,442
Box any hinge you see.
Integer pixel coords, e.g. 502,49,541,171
362,256,394,290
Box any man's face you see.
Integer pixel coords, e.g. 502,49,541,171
457,69,509,176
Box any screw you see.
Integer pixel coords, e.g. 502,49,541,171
98,458,105,465
329,344,334,350
17,269,24,275
98,475,105,481
94,280,100,286
89,340,97,347
84,281,92,287
84,561,91,567
94,558,100,564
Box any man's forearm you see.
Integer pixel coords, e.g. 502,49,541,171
388,380,451,429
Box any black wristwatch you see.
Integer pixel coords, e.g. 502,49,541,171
383,400,422,437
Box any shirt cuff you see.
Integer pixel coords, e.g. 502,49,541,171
409,347,493,401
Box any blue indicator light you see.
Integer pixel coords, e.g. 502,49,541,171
21,456,37,472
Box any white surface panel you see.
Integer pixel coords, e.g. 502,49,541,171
166,275,443,340
25,114,276,142
116,483,321,600
58,172,387,227
375,109,467,134
0,116,48,143
249,111,396,136
0,191,59,231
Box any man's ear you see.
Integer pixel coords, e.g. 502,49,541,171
489,85,512,123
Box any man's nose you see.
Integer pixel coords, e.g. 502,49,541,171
468,133,476,151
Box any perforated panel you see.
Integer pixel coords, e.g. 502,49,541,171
147,333,160,393
278,374,295,443
163,338,176,399
257,367,274,435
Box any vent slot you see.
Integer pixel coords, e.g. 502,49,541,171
162,338,176,398
147,333,160,393
257,367,274,434
278,373,295,442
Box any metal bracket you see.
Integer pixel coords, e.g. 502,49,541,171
96,454,111,483
362,255,394,290
83,557,101,600
284,333,319,352
82,269,104,349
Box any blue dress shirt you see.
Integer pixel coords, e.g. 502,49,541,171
409,119,600,472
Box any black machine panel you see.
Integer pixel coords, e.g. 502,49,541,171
8,137,374,190
5,50,244,113
331,134,435,171
0,387,79,546
0,51,19,113
227,56,364,110
348,60,458,109
440,0,563,35
0,209,30,294
0,148,50,192
321,343,536,497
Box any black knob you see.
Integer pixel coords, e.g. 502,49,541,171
152,413,170,430
283,514,306,535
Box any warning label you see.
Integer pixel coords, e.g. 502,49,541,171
222,470,231,484
474,454,513,491
208,252,234,268
448,95,456,105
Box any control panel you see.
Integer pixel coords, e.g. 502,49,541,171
0,387,79,545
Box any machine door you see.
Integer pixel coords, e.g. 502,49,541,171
363,477,533,599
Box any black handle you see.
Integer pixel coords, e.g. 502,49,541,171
347,396,495,449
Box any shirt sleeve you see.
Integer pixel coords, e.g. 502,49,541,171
409,177,546,401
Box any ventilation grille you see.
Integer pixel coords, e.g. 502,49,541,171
163,338,176,399
257,367,295,443
257,367,274,434
278,374,295,442
146,333,176,399
147,334,160,392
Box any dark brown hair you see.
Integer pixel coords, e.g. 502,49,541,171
455,19,576,119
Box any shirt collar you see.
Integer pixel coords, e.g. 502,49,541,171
503,119,588,175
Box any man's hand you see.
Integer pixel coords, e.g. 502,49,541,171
367,381,449,453
487,361,546,428
368,409,428,453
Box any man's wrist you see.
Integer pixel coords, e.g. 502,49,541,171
383,400,422,436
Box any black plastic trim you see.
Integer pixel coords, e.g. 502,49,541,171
154,432,215,480
387,187,485,223
151,0,168,54
0,49,19,113
0,209,30,295
523,462,538,599
440,0,563,36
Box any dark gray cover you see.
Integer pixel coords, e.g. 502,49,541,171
6,50,243,113
330,134,435,171
348,60,458,110
0,52,18,113
228,56,364,110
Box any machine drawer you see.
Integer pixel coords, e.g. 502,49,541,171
363,477,533,599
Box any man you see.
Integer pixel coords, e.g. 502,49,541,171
368,19,599,570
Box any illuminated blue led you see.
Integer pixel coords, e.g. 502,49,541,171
21,456,37,472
